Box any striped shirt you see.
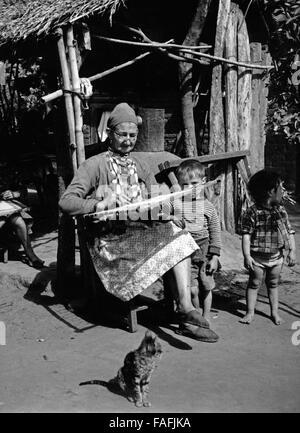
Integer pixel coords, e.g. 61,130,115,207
173,198,221,256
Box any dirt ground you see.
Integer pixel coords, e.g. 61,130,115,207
1,204,300,413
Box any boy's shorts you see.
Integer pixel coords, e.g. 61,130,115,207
191,238,216,292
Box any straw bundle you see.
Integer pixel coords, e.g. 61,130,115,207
0,0,125,46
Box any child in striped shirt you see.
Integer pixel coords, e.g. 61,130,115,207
175,160,221,325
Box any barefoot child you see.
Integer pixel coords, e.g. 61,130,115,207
175,160,221,327
240,170,296,325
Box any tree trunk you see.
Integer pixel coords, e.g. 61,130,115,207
178,0,211,157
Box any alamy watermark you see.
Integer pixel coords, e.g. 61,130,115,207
0,321,6,345
291,321,300,347
92,184,205,223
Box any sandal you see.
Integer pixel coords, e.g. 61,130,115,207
22,257,45,269
176,323,219,343
178,309,210,329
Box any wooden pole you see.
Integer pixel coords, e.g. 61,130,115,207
224,4,238,152
96,35,272,70
55,28,76,298
178,0,211,157
55,28,77,299
250,42,262,174
66,24,90,301
66,24,85,167
54,108,76,300
237,8,252,151
209,0,230,154
259,45,272,170
209,0,231,231
56,27,77,173
224,3,239,234
41,51,151,104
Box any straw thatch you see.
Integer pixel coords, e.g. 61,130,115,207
0,0,125,47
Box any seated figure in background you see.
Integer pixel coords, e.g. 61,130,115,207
0,171,44,269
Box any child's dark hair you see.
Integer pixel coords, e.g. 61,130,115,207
248,169,282,204
176,159,205,181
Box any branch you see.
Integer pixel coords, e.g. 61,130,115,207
180,47,273,69
95,35,273,70
41,39,176,104
94,35,209,65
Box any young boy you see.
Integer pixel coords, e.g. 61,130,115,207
240,170,296,325
175,160,221,325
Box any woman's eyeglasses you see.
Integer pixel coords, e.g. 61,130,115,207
113,130,138,141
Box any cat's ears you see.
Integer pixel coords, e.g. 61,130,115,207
145,330,156,339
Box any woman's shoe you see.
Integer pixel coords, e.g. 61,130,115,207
22,256,45,269
177,309,210,329
176,323,219,343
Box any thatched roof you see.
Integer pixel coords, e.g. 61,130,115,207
0,0,125,47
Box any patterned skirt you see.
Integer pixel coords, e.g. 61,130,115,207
87,220,199,301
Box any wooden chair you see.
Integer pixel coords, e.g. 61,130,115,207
78,151,180,332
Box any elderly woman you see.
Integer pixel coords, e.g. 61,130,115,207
59,103,218,342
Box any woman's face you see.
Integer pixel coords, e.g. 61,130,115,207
108,122,138,155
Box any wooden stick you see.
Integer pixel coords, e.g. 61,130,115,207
41,52,151,104
179,47,273,70
66,24,85,167
86,180,218,219
94,35,209,65
41,40,174,104
89,51,151,81
56,27,77,173
98,35,212,50
95,35,273,70
164,150,251,168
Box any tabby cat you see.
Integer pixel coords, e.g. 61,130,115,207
108,330,162,407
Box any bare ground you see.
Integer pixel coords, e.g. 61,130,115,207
1,205,300,413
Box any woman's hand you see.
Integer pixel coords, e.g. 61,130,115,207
92,193,117,222
1,190,16,200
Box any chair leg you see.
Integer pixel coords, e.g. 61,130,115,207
127,308,138,333
0,247,8,263
3,248,8,263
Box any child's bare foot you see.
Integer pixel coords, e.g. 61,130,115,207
271,312,284,325
240,313,254,324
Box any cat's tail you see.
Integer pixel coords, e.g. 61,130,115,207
79,380,108,386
